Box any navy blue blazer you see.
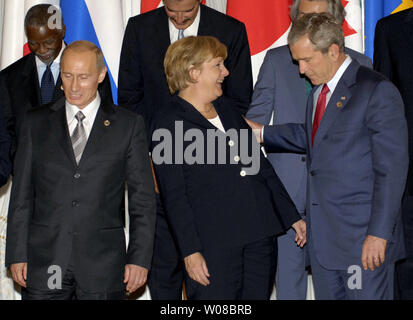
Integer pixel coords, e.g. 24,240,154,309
150,95,300,258
247,45,372,214
264,61,408,269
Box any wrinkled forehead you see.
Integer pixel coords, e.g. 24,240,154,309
164,0,200,12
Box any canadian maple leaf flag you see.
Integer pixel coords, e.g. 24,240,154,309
226,0,363,84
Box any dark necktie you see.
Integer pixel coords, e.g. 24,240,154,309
71,111,87,165
40,64,55,104
312,84,329,145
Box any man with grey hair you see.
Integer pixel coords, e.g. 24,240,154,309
246,13,408,299
246,0,371,299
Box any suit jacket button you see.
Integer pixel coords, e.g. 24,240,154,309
74,173,81,179
240,170,246,177
72,201,79,207
301,156,306,162
228,140,235,147
234,155,240,162
310,171,315,176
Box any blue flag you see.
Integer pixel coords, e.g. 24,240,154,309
60,0,125,104
364,0,413,60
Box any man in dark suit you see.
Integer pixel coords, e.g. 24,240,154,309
5,40,156,300
247,0,372,300
118,0,253,299
374,7,413,300
246,13,408,299
0,4,112,159
0,106,11,188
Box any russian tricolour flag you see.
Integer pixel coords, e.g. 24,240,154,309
61,0,125,104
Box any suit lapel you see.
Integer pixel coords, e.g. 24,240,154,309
175,96,217,131
403,9,413,48
49,98,77,165
78,101,116,167
155,9,173,61
52,74,64,102
22,54,41,107
311,60,359,150
197,5,212,36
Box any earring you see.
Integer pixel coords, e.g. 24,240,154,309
60,85,64,91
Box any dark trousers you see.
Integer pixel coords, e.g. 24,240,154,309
394,193,413,300
184,236,277,300
147,194,184,300
22,254,125,300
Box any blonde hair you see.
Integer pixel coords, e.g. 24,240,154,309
164,36,228,94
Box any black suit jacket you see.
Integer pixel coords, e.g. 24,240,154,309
0,52,113,159
5,98,156,292
0,101,11,187
374,8,413,194
150,96,300,259
118,4,253,137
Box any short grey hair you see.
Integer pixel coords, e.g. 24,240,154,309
290,0,346,24
288,12,345,53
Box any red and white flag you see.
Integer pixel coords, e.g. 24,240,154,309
342,0,363,52
226,0,363,84
226,0,292,84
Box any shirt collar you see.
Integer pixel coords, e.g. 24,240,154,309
35,41,65,68
66,92,101,124
325,55,352,93
168,5,201,43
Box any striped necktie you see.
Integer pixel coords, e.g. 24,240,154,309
71,111,87,165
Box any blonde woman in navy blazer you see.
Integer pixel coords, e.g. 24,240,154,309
150,36,306,300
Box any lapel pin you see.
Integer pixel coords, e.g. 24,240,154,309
104,120,111,127
336,101,343,108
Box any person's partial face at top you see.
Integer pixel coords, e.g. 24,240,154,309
26,24,65,66
163,0,201,30
297,0,329,19
289,35,338,86
60,49,106,110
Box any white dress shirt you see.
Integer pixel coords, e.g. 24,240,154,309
168,7,201,43
262,55,353,142
66,93,101,139
208,115,226,133
312,55,352,121
35,41,66,86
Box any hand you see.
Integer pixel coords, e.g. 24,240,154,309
184,252,210,286
10,263,27,288
243,117,264,144
292,219,307,248
124,264,148,293
361,235,387,271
